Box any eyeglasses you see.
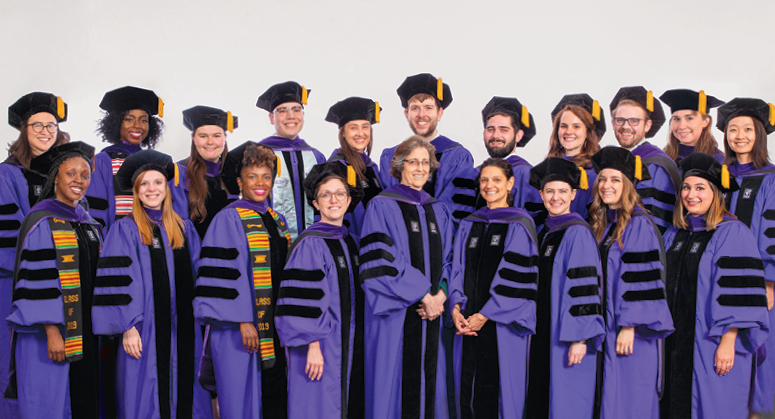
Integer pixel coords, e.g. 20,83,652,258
613,117,644,127
27,122,58,133
317,190,348,201
403,159,430,168
274,106,303,115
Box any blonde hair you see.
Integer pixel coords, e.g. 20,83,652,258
589,173,643,248
673,181,734,231
131,170,186,248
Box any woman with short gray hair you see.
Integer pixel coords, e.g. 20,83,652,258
359,135,453,419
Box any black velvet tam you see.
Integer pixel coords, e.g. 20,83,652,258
99,86,163,116
325,97,381,127
551,93,606,138
679,152,739,192
659,89,724,115
609,86,666,138
481,96,537,147
302,161,364,210
716,97,775,135
591,146,650,183
529,157,582,190
115,149,176,192
30,141,95,176
182,105,238,132
396,73,452,109
9,92,67,129
256,81,310,112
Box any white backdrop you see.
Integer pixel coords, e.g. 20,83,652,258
2,0,774,166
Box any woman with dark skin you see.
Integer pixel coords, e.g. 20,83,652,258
7,142,102,419
0,92,69,419
194,142,291,419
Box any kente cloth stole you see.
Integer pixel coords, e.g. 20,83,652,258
48,217,84,362
110,157,132,216
236,207,290,369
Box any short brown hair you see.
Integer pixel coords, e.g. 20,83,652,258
408,93,439,109
389,136,439,180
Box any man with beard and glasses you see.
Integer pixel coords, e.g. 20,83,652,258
378,73,475,225
610,86,681,234
454,97,546,228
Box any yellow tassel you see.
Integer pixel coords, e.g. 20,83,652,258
92,156,96,173
174,163,179,187
301,86,308,105
521,105,530,128
226,111,234,133
769,103,775,127
56,97,65,119
374,101,380,124
158,97,164,118
635,155,643,181
592,100,601,121
646,91,654,112
347,166,356,187
437,77,443,101
579,166,588,190
276,156,282,176
698,90,707,114
722,164,730,189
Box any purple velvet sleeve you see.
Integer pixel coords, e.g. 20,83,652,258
84,152,115,233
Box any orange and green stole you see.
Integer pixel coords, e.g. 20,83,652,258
237,207,291,369
48,217,84,361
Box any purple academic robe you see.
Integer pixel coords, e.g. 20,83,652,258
725,162,775,413
359,184,454,419
193,199,290,419
91,211,212,419
525,212,606,419
662,215,770,419
328,149,383,240
631,142,681,234
596,208,675,419
378,135,474,225
174,159,238,239
0,158,46,419
562,156,597,221
7,199,103,419
275,222,363,419
85,143,187,235
448,206,539,419
258,136,326,240
676,144,725,165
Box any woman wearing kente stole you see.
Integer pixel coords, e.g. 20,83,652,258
91,149,212,418
194,142,291,419
6,142,102,419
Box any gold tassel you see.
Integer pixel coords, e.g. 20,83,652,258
437,78,443,101
276,156,282,176
521,105,530,127
698,90,707,114
374,101,380,124
579,166,588,190
158,97,164,118
347,166,356,186
56,97,65,119
226,111,234,133
769,103,775,127
592,100,601,121
646,91,654,112
92,156,96,173
301,86,308,105
722,164,730,189
174,163,179,187
635,155,643,181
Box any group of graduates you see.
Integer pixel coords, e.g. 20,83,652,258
0,72,774,419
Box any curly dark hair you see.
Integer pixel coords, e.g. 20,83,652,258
96,110,164,149
476,158,515,207
242,143,278,181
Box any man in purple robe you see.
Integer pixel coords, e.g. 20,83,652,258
256,81,326,240
610,86,681,234
359,179,454,419
378,73,475,224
